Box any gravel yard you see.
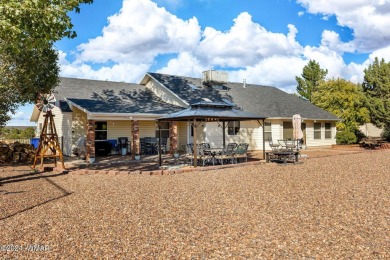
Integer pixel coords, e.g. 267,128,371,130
1,149,389,258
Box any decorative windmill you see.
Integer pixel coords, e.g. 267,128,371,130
32,93,65,169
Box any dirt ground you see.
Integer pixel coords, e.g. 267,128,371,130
0,147,389,258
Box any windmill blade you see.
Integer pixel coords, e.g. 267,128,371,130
47,94,56,103
36,93,57,112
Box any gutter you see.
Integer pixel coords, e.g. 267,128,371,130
64,98,168,120
268,117,340,121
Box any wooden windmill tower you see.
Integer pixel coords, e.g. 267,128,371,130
32,93,65,169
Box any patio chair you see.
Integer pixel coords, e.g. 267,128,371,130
215,143,237,165
285,140,297,151
157,137,167,154
198,147,214,166
233,143,249,163
201,143,212,155
185,143,194,165
269,140,280,151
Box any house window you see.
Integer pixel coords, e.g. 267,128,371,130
156,122,170,138
228,121,240,135
264,122,272,141
314,123,322,139
325,123,332,139
283,122,293,140
95,121,107,140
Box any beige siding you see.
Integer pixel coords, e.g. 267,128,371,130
139,121,156,138
304,121,336,147
107,121,132,140
61,112,73,156
203,121,262,150
71,106,87,148
177,121,187,152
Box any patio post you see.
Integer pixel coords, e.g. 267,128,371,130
86,120,95,163
193,118,197,167
169,121,178,154
158,122,162,166
132,120,140,160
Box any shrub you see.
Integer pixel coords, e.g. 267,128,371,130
336,129,357,144
381,125,390,142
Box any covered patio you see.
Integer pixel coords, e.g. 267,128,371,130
157,101,267,167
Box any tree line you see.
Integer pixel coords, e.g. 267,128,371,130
296,58,390,144
0,127,35,139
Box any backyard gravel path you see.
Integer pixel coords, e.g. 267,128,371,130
1,149,389,259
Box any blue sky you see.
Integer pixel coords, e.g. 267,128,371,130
8,0,390,126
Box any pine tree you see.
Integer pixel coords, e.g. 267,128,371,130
362,57,390,128
296,60,328,102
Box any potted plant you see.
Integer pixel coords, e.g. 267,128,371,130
120,143,127,156
173,149,179,158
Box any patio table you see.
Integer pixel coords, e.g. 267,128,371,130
265,151,300,164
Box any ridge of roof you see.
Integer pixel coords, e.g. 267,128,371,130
147,72,339,121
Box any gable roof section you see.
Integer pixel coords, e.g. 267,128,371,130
55,77,182,115
147,72,339,121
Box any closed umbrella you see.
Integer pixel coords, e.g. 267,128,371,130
292,114,303,140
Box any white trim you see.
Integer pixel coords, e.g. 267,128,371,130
30,105,41,122
142,73,189,107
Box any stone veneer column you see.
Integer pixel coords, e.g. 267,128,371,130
86,120,95,162
132,120,140,159
170,121,178,154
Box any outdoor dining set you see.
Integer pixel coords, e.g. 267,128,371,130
185,142,249,166
265,139,302,164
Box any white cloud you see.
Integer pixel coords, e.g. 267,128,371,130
58,0,387,93
320,30,354,53
228,56,307,92
196,13,302,67
59,51,149,82
76,0,201,64
157,52,206,77
297,0,390,52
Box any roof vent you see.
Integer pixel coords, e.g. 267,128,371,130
187,84,200,91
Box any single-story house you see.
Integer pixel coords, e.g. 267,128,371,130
30,71,339,159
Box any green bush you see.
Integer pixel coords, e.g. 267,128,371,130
381,125,390,141
336,129,357,144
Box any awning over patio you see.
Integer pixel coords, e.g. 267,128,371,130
157,101,266,122
157,101,267,167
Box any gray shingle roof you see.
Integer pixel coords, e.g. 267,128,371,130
55,77,182,114
148,72,339,120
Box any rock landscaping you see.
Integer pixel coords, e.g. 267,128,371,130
0,149,389,258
